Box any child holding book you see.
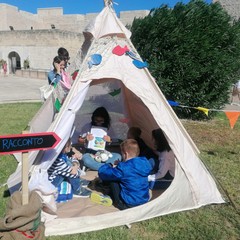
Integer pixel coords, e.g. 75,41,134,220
78,107,121,170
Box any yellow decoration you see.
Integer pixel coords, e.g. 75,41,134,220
195,107,209,116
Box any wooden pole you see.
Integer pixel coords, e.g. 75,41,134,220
103,0,112,6
22,131,29,205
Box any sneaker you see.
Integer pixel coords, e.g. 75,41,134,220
80,179,90,187
73,188,92,198
90,192,112,207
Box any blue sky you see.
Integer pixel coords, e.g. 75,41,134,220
0,0,212,14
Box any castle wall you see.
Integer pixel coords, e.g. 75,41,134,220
0,4,148,33
0,3,149,74
0,2,238,74
120,10,150,26
0,4,46,31
0,30,83,71
213,0,240,20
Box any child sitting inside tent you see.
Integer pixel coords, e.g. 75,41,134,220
48,139,92,199
148,128,175,189
98,139,152,210
127,127,157,158
78,107,122,170
127,127,158,173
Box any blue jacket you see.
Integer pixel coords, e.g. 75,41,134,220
98,156,152,206
48,70,62,85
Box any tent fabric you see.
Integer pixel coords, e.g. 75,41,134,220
7,4,224,236
83,5,131,39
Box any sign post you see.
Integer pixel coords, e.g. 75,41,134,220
0,131,61,205
22,131,29,205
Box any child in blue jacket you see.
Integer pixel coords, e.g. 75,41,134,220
98,139,152,210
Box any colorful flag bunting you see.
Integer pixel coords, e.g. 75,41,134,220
195,107,209,116
225,111,240,129
168,99,240,129
168,100,179,107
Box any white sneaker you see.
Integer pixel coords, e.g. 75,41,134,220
73,188,91,198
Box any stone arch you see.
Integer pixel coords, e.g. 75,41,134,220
8,51,21,74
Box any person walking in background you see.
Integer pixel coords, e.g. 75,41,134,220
3,62,7,77
231,80,240,105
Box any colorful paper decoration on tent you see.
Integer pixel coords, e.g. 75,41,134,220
54,98,61,112
132,59,148,69
112,45,148,69
71,70,79,80
88,54,102,68
109,88,121,96
112,45,129,56
168,100,240,129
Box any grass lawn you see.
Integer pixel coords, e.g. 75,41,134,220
0,103,239,239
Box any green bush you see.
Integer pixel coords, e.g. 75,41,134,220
131,0,240,119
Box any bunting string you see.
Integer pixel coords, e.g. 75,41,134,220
167,100,240,129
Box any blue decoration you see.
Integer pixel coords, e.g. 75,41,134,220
132,59,148,69
88,54,102,68
168,100,179,107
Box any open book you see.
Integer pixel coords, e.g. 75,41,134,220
87,127,107,151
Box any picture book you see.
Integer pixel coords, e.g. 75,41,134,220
87,127,107,150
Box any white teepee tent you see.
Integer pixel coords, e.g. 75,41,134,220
7,2,224,236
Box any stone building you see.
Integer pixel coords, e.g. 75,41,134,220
213,0,240,20
0,3,149,75
1,1,239,76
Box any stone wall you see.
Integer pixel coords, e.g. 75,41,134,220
0,3,149,33
120,10,150,26
0,30,83,71
0,3,149,74
213,0,240,20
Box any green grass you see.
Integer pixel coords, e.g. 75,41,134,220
0,103,239,239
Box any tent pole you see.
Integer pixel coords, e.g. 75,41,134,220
103,0,112,6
